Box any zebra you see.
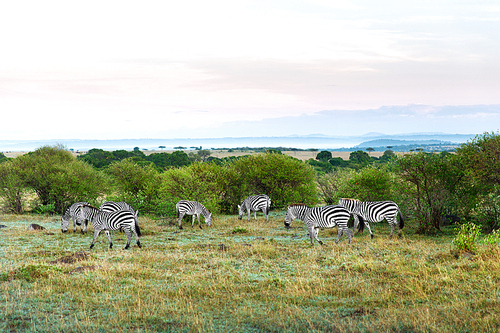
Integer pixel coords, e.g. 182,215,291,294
77,204,142,249
61,202,90,233
176,200,212,230
238,194,271,222
284,204,352,245
100,201,135,214
338,198,404,239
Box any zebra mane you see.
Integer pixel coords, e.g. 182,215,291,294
81,203,100,210
288,203,308,207
341,198,360,202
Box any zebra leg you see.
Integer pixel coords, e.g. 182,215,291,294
314,228,324,245
345,228,353,244
134,228,142,248
124,229,132,250
335,228,343,244
365,222,374,239
254,211,257,220
353,215,359,234
105,230,113,249
90,229,103,249
178,213,184,229
389,220,395,238
198,214,202,229
247,209,251,221
191,214,196,227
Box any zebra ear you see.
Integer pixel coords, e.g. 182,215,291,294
237,205,241,209
135,211,139,218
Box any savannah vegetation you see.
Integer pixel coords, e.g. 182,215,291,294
1,132,500,332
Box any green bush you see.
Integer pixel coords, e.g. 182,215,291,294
317,166,394,204
0,161,26,213
13,145,109,213
232,152,318,208
159,162,241,214
452,222,481,252
106,158,162,214
483,229,500,246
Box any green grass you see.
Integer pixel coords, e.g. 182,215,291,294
1,212,499,332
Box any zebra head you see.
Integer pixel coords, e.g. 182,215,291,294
206,213,212,226
284,207,296,229
237,204,245,219
61,214,70,233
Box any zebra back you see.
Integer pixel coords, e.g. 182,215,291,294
176,200,211,220
238,194,271,220
100,201,135,214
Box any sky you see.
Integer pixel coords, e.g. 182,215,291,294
1,0,499,141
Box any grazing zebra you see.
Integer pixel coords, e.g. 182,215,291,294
78,204,142,249
238,194,271,222
61,202,90,233
338,198,404,239
284,204,352,245
176,200,212,230
100,201,135,214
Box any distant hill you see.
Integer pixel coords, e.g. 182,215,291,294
0,132,476,152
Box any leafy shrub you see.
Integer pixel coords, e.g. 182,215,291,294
159,162,240,214
12,145,109,213
106,158,162,214
452,222,481,252
232,152,318,208
483,229,500,246
317,166,394,204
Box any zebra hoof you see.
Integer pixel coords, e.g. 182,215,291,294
90,244,94,249
179,226,183,230
319,241,324,246
124,244,130,250
370,234,374,239
137,241,142,248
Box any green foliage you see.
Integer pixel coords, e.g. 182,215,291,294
160,162,241,214
231,227,248,234
317,166,394,204
106,158,161,214
456,131,500,188
0,161,26,213
483,229,500,246
13,145,109,213
11,264,62,282
307,159,333,173
78,148,192,170
232,152,318,208
316,150,332,162
393,152,471,234
0,152,8,163
33,203,56,216
452,222,481,252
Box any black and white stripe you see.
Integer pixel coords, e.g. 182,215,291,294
176,200,212,230
100,201,135,214
284,204,352,245
338,198,404,238
61,202,89,233
238,194,271,222
78,204,142,249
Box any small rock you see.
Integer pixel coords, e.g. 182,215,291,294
0,225,7,229
28,224,45,231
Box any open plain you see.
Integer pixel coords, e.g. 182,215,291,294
1,212,499,332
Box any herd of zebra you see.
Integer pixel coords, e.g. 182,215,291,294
60,194,404,249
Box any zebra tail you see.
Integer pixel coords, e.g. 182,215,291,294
398,207,405,229
357,215,365,232
135,219,142,237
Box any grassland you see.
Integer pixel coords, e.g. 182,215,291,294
1,212,499,332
